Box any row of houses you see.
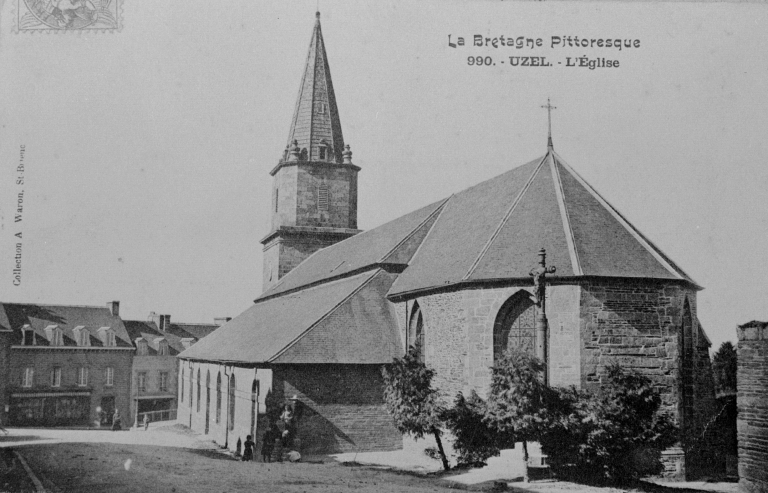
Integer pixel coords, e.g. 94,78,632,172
0,301,221,428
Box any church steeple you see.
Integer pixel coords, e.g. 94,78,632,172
283,11,345,164
261,12,361,293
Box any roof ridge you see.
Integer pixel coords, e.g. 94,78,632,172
553,151,690,283
462,154,548,280
550,152,582,275
1,302,110,310
267,268,381,363
378,197,450,264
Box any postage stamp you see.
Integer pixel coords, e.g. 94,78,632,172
14,0,122,33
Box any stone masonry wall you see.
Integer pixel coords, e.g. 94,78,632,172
412,284,581,402
736,323,768,493
271,364,401,453
579,280,714,479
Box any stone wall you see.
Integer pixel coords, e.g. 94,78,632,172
178,361,399,455
271,364,401,453
411,284,581,401
736,321,768,493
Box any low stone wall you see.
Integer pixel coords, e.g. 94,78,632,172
736,321,768,493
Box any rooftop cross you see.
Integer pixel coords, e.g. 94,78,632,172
541,98,556,150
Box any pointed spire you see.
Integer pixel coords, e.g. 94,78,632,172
284,12,345,164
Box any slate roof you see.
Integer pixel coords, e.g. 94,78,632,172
284,12,344,163
124,320,219,356
0,302,132,348
179,269,401,364
388,150,696,296
183,148,697,366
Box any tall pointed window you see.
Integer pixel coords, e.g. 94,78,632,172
216,373,222,424
228,374,236,431
408,303,425,363
196,369,201,412
493,291,537,364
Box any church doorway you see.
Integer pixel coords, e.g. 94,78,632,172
493,291,538,363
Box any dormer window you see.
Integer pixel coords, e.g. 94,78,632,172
45,325,64,346
21,324,35,346
135,337,148,356
155,338,169,356
98,327,116,347
73,326,91,347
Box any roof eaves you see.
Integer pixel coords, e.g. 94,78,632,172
267,269,382,363
463,154,548,280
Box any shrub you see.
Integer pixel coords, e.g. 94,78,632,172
442,391,508,467
541,364,679,482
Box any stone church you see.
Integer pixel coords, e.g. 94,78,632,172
178,12,715,478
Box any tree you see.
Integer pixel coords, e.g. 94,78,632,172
712,341,737,396
381,346,450,470
483,349,554,482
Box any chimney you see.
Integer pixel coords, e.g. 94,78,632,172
180,337,196,349
214,317,232,327
149,312,161,328
107,301,120,317
161,314,171,331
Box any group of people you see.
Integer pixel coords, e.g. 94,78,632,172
241,403,300,463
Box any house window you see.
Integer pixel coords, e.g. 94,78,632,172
318,184,329,211
216,373,222,424
46,326,64,346
100,327,116,347
22,367,34,387
50,367,61,387
105,367,114,387
80,330,90,346
159,372,169,392
22,327,35,345
158,341,169,356
136,339,148,355
77,367,89,387
138,372,147,392
319,147,326,160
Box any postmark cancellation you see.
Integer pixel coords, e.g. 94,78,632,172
15,0,122,33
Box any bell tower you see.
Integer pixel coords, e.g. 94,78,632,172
261,12,361,293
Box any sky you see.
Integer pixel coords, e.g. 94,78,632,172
0,0,766,352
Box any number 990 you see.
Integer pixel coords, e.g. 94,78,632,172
467,56,493,66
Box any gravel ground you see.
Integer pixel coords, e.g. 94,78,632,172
0,425,740,493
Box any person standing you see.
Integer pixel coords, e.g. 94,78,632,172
112,410,121,431
143,414,150,431
242,435,254,462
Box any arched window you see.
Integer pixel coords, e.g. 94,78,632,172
228,374,236,431
493,291,537,363
408,303,425,363
216,373,222,424
196,369,201,412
